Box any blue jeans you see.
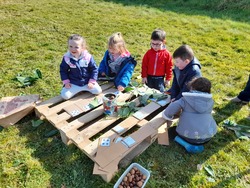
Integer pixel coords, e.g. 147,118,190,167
238,75,250,102
146,75,165,92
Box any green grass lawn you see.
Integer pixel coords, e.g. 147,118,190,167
0,0,250,187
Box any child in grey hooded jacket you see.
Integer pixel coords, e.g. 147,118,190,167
162,77,217,152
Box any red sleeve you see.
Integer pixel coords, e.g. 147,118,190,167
141,51,149,78
165,53,173,81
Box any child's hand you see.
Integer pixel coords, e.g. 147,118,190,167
88,82,94,89
117,85,124,92
65,83,71,89
101,72,106,76
142,77,147,84
165,80,171,88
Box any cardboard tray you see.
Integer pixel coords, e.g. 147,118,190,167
114,163,150,188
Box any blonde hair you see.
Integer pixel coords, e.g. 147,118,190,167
108,32,127,54
68,34,86,48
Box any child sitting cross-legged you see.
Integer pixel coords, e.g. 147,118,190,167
162,77,217,153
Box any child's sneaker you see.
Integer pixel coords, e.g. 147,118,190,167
230,97,248,104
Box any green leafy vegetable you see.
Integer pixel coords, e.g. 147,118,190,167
31,119,44,128
12,69,43,87
223,119,250,139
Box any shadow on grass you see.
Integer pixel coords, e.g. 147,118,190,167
17,113,113,188
100,0,250,23
135,127,238,187
214,101,247,124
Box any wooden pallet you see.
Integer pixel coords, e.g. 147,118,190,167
35,82,170,182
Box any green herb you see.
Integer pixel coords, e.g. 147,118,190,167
12,69,42,87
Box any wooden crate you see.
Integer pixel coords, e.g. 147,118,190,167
35,82,170,182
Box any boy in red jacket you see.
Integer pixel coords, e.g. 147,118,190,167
141,29,173,92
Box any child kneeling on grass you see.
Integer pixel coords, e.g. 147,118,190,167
162,77,217,153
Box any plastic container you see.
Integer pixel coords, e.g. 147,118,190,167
102,92,118,116
114,163,150,188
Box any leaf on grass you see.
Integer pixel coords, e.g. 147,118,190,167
44,129,58,137
223,119,236,126
73,169,78,180
197,164,203,171
235,130,244,138
13,69,42,87
207,177,216,182
238,135,249,140
12,159,23,167
31,119,44,128
223,119,250,139
204,165,215,178
34,69,42,79
241,132,250,137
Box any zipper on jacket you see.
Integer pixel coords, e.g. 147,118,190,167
153,52,158,75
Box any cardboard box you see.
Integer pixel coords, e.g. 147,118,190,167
114,163,150,188
0,94,40,127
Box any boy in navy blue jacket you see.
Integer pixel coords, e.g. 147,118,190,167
168,44,202,101
60,34,102,100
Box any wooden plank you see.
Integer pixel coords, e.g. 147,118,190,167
147,113,167,130
158,124,169,145
62,103,83,117
93,159,119,183
47,112,71,126
94,125,157,168
79,131,117,159
48,112,71,128
137,119,148,127
61,106,104,135
37,92,93,117
119,138,152,168
77,116,118,138
35,82,114,117
133,102,161,120
112,116,139,134
35,95,63,107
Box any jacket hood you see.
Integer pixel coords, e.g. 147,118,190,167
184,57,201,71
182,92,214,113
